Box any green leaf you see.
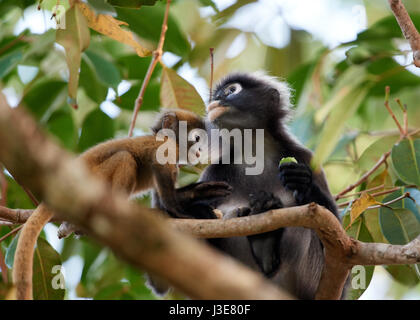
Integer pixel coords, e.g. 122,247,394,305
78,109,115,152
115,81,160,111
379,191,420,245
56,5,91,107
391,138,420,186
21,80,67,121
116,5,190,57
116,55,162,80
5,232,20,269
0,49,23,79
385,264,419,287
84,249,125,296
368,58,420,96
311,85,369,170
79,55,108,104
352,14,420,43
160,67,205,115
46,109,78,151
84,50,121,92
5,176,36,210
32,238,65,300
357,135,399,172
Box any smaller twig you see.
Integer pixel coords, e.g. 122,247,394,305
364,128,419,137
0,225,23,243
366,192,411,210
388,0,420,67
209,48,214,101
395,98,409,136
338,186,417,208
337,184,385,199
128,0,171,137
335,151,391,200
384,86,405,137
0,34,25,57
408,128,420,137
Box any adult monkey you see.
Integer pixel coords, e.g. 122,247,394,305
151,72,341,300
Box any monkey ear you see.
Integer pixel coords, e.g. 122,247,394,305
268,88,280,107
151,111,178,134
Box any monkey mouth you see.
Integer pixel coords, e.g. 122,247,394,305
206,101,229,122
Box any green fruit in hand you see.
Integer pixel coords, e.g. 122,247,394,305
279,157,297,165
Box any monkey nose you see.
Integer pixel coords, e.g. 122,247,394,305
206,100,229,121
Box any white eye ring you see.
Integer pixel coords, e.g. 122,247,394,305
190,130,201,142
224,83,242,96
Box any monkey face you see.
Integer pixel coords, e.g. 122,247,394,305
207,72,289,130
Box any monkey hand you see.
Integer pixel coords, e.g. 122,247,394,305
176,181,232,205
278,162,313,203
235,191,283,277
170,182,232,219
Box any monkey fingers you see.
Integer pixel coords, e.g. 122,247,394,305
176,181,232,203
278,162,312,193
249,191,283,214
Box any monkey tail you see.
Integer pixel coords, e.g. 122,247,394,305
12,204,53,300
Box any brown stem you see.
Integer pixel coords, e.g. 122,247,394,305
388,0,420,67
128,0,171,137
0,225,23,243
209,47,214,101
384,87,405,137
335,151,391,200
337,186,410,208
366,192,411,210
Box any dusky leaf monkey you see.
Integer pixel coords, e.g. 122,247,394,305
152,72,341,299
12,108,231,300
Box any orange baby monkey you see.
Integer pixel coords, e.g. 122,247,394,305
13,109,231,300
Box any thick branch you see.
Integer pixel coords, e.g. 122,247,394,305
0,95,290,300
389,0,420,67
170,203,420,299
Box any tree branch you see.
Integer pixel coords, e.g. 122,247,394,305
128,0,171,137
389,0,420,67
0,206,33,224
335,151,391,200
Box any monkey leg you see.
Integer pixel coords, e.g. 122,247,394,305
236,191,284,277
13,204,53,300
